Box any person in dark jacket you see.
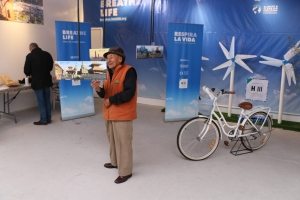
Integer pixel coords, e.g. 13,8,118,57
24,43,53,125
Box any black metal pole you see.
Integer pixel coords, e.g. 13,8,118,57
103,0,106,47
77,0,81,60
150,0,155,45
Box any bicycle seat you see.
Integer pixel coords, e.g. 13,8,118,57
238,101,253,110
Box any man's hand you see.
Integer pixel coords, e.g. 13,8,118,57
91,80,104,92
104,98,111,107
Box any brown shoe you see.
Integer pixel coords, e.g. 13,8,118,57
33,121,47,125
104,163,117,169
114,174,132,184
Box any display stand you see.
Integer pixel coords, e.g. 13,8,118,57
230,137,253,156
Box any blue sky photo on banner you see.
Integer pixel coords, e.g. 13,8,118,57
58,79,95,121
165,23,203,121
55,21,95,120
83,0,300,118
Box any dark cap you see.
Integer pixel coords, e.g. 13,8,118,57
103,47,126,64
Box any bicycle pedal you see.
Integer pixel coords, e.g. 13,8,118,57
224,140,230,146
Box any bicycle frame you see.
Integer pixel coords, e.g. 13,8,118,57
200,86,271,141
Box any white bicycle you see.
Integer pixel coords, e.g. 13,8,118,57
177,86,272,160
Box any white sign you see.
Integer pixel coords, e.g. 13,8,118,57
246,78,268,101
179,79,188,89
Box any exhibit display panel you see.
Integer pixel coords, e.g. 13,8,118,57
55,21,96,120
165,23,203,121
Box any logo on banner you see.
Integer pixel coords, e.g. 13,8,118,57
252,1,278,15
174,32,197,43
62,30,87,41
100,0,142,22
179,79,188,89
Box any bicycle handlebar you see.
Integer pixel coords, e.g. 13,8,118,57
202,86,235,100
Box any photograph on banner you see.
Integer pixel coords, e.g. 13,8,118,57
136,45,164,59
54,61,107,81
0,0,43,24
246,77,269,101
59,79,95,121
89,48,109,61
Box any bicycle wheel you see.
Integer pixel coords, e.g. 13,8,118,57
177,116,220,161
241,112,272,150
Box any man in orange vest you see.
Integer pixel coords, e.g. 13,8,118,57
91,47,137,184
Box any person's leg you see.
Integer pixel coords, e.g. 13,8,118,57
34,89,47,123
105,120,117,166
43,87,52,123
113,121,133,177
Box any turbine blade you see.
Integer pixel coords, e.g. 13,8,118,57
223,65,234,80
229,36,235,59
235,59,253,73
259,60,282,67
219,42,230,60
284,47,299,61
213,60,232,71
260,55,281,61
284,63,296,86
236,54,257,60
201,56,209,61
295,40,300,48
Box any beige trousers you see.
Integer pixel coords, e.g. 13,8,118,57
105,120,133,176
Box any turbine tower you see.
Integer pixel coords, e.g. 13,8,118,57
213,36,256,116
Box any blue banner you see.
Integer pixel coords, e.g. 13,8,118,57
165,23,203,121
55,21,91,61
83,0,300,118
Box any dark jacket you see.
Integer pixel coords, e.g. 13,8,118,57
24,47,53,90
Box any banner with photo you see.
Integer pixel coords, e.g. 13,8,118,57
165,23,203,121
0,0,43,24
58,79,95,121
55,21,91,61
54,60,107,120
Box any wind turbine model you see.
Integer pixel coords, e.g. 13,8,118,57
213,36,256,116
259,40,300,123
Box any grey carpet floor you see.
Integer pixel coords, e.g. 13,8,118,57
1,101,300,200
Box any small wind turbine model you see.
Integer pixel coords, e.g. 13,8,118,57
213,36,256,116
259,40,300,123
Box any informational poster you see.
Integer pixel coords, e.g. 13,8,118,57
246,78,269,101
0,0,43,24
55,21,91,61
165,23,203,121
136,45,163,59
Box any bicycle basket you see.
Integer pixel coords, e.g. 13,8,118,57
198,97,213,116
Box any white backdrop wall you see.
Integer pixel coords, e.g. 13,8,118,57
0,0,83,112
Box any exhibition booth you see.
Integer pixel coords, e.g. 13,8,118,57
1,1,300,199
